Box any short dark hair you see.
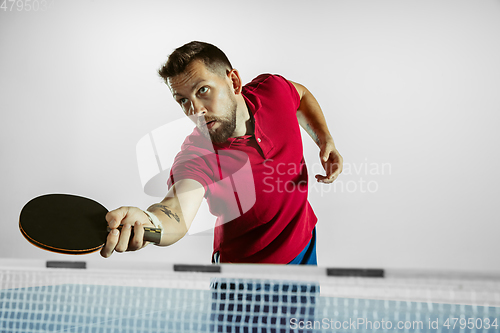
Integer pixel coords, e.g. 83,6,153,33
158,41,233,83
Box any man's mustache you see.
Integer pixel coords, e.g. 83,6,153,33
197,116,222,127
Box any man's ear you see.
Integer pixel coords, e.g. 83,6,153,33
227,68,243,95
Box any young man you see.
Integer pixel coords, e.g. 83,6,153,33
100,41,342,264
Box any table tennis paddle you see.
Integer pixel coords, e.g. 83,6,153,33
19,194,162,255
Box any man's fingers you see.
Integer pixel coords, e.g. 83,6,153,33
106,207,129,229
100,207,153,258
316,157,342,183
326,161,341,175
129,222,145,251
115,224,132,252
315,173,337,184
327,170,341,182
100,228,119,258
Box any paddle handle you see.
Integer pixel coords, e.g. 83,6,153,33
107,225,162,244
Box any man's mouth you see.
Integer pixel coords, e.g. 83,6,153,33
206,120,216,130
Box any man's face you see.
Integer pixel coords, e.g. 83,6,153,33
167,60,238,144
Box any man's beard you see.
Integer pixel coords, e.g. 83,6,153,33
198,98,237,144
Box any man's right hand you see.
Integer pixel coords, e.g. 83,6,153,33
100,207,154,258
100,179,206,258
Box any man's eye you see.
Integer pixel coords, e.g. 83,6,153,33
199,87,208,94
179,98,188,105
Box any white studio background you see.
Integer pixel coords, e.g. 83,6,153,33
1,0,499,272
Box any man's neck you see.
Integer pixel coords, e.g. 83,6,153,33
232,96,253,137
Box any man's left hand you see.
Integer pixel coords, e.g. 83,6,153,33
316,140,343,184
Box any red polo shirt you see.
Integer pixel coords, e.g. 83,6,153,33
167,74,317,263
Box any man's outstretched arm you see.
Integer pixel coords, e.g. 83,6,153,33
100,179,205,257
289,80,343,184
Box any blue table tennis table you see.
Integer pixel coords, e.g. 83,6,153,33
1,262,499,332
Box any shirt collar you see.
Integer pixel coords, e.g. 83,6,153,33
242,88,262,117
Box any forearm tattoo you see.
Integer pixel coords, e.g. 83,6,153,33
149,204,181,223
306,123,320,146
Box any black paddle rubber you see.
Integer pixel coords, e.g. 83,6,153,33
19,194,161,255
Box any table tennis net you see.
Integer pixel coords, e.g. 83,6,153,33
1,268,500,333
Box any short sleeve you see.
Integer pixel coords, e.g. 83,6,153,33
244,74,301,114
167,151,213,196
275,75,301,110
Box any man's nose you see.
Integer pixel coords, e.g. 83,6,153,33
188,100,206,116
